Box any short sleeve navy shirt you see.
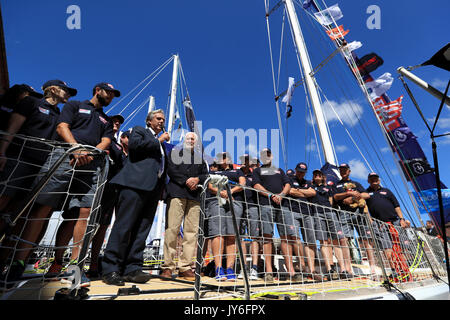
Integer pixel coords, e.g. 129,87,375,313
7,96,60,162
241,168,258,206
310,183,334,212
251,165,291,207
289,176,313,214
334,179,365,212
365,186,400,222
57,100,114,147
213,168,245,202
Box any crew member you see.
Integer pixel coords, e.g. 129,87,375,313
251,148,298,283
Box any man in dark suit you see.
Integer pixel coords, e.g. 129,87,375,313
101,109,170,286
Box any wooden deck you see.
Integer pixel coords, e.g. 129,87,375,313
1,272,395,300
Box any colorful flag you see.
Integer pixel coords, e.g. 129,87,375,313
354,52,384,76
326,25,349,40
374,95,404,122
365,72,394,99
314,4,344,26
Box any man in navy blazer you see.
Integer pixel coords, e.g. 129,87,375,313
102,109,170,286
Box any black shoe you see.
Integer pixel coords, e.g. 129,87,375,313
102,271,125,286
123,270,151,284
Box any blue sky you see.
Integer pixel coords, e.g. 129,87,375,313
2,0,449,226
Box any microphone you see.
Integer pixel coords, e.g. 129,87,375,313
161,125,166,133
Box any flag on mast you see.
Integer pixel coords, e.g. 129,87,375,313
314,3,344,26
282,77,295,118
326,25,349,40
365,72,394,99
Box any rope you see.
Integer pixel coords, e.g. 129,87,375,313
265,5,289,171
106,56,175,115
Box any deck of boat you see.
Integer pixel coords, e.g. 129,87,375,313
2,271,446,300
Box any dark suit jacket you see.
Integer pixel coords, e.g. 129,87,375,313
110,125,167,192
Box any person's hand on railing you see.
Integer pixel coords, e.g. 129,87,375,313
219,189,229,199
271,194,282,205
69,149,94,167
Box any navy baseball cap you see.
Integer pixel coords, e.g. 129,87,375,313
368,172,379,179
295,162,308,172
42,80,77,97
313,169,323,175
21,84,43,98
339,163,350,169
111,114,125,124
94,82,121,97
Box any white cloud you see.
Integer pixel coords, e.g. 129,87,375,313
430,78,448,91
306,140,318,152
308,100,364,127
439,135,450,145
335,145,348,153
380,146,391,153
348,159,369,180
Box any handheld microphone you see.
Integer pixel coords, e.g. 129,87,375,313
161,125,166,133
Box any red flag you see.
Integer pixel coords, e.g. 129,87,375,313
373,96,404,131
326,25,349,40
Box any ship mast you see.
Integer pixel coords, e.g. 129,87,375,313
284,0,337,166
167,54,180,140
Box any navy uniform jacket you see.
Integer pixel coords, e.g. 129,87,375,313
110,126,167,192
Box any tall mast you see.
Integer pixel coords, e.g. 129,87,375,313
284,0,337,165
167,54,179,139
148,95,155,113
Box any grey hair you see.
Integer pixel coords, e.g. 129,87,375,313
146,109,165,123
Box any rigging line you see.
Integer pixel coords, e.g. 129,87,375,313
266,10,289,171
106,55,175,114
121,98,149,130
314,42,419,223
317,86,373,171
265,0,284,17
276,7,286,94
116,58,175,118
289,6,337,164
305,14,398,170
301,2,422,225
330,50,423,224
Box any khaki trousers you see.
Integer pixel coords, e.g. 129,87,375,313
162,197,200,272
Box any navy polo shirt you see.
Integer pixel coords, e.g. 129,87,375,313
57,100,114,147
334,178,365,212
251,165,291,207
241,168,258,206
212,168,245,202
310,183,334,208
289,176,313,214
8,96,60,162
365,186,400,222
